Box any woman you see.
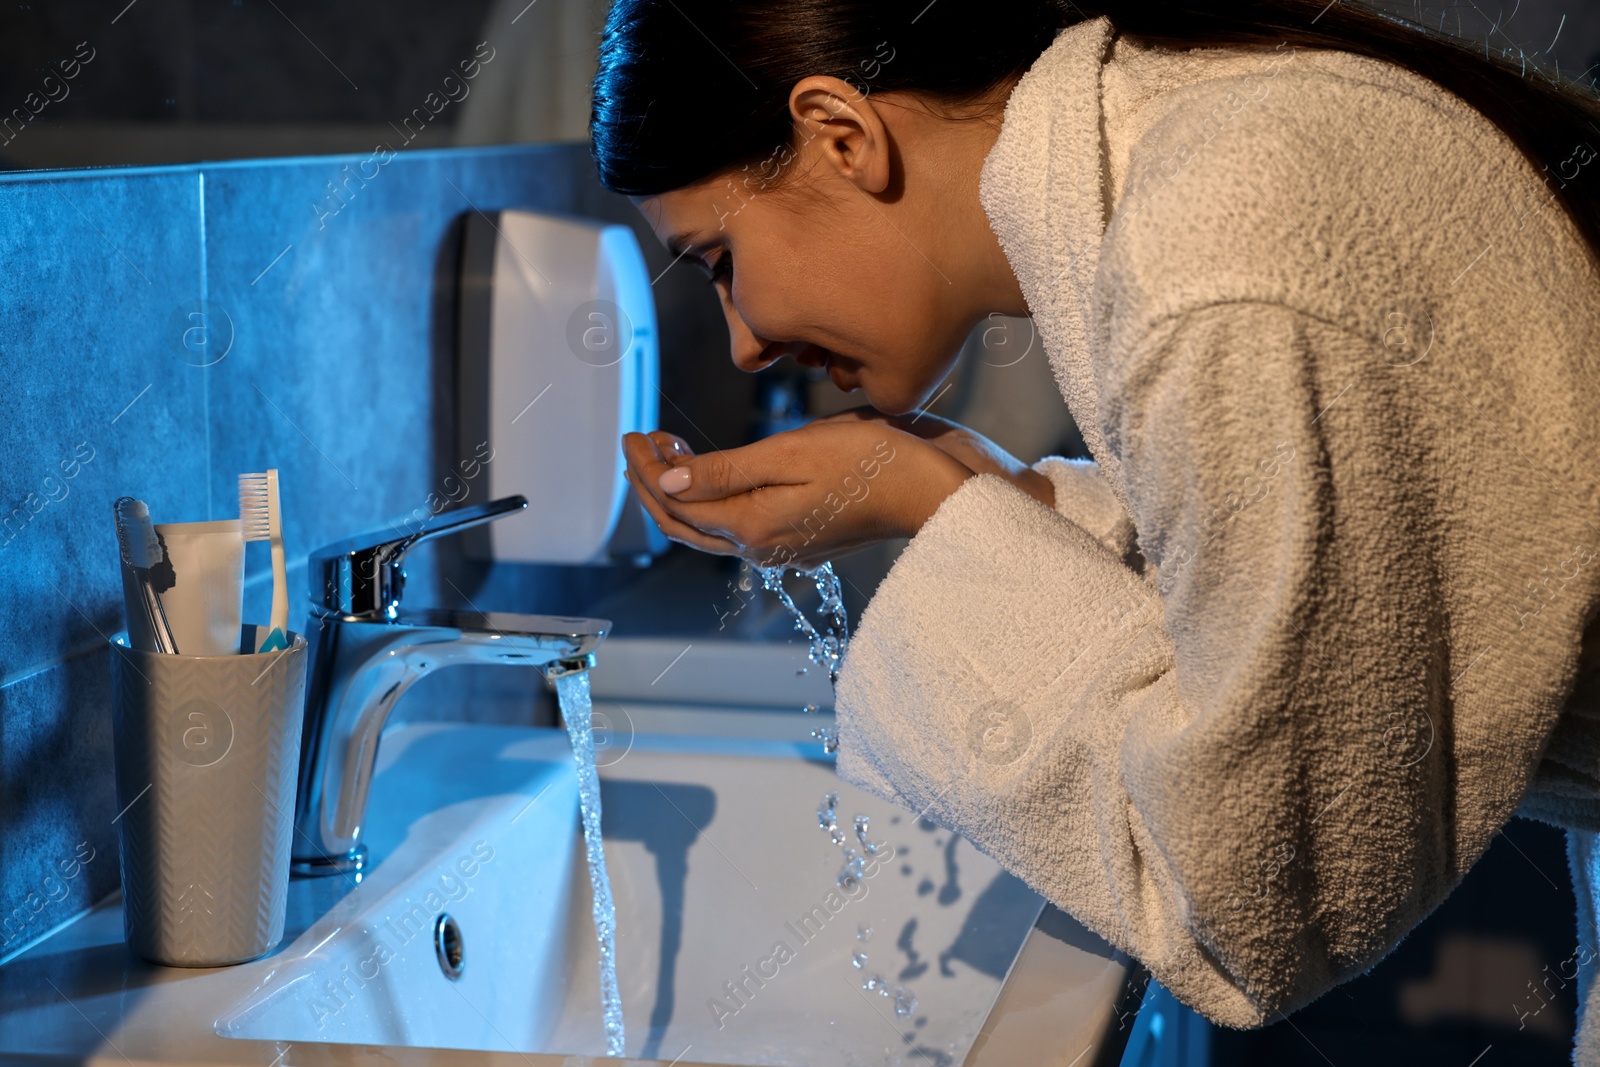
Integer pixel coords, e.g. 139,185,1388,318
597,0,1600,1057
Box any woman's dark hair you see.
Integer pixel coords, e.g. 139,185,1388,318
591,0,1600,268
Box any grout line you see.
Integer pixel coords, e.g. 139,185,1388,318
6,559,312,693
198,171,213,521
0,654,76,693
0,902,101,969
0,144,572,188
0,637,118,692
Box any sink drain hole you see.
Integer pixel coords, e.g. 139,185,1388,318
435,913,464,980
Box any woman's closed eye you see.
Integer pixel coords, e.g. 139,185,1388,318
708,251,733,284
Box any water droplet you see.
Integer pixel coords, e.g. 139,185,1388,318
817,792,838,831
857,924,872,943
893,988,918,1017
854,814,885,856
851,951,868,969
841,846,866,880
804,703,819,714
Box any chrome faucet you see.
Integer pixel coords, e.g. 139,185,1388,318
290,495,609,877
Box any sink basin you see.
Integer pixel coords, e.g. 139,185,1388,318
0,716,1137,1067
223,722,1042,1065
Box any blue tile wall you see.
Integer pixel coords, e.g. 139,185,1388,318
0,142,743,965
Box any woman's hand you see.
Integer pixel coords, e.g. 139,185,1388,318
809,406,1056,510
621,422,974,569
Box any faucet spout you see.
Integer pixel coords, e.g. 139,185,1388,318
289,496,611,877
291,608,608,876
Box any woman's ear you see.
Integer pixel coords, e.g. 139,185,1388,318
788,75,892,195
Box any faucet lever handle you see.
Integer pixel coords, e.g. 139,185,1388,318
310,495,528,618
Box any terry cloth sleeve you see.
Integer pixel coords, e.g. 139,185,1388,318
1031,455,1150,577
834,299,1467,1029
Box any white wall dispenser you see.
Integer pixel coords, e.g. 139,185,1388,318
458,209,668,564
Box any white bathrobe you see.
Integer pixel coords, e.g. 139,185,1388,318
832,13,1600,1058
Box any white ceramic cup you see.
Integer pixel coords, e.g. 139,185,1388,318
109,626,307,966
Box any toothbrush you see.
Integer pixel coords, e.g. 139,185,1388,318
113,496,181,654
238,470,289,653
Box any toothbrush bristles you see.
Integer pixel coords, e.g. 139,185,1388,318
237,472,276,542
113,496,163,567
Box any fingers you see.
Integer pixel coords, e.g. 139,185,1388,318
622,432,744,553
650,438,801,504
623,467,742,555
623,432,777,550
648,431,693,462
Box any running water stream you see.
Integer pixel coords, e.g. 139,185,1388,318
551,669,626,1057
541,562,843,1057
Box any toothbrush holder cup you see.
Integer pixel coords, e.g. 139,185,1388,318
108,625,308,967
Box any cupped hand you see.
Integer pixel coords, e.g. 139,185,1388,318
621,422,974,570
809,407,1055,510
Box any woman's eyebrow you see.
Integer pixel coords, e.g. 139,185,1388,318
666,233,719,276
665,233,698,259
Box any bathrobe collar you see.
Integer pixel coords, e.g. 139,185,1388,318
978,15,1126,499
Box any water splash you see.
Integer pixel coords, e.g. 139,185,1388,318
819,791,875,892
818,792,839,831
861,973,919,1018
855,814,884,857
755,562,849,688
763,564,927,1032
756,562,849,761
552,670,625,1057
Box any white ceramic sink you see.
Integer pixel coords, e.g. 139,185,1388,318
0,712,1137,1067
222,722,1043,1066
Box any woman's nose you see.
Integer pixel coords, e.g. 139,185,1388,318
724,305,782,373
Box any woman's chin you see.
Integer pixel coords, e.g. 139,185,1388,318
859,388,905,416
861,382,929,418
